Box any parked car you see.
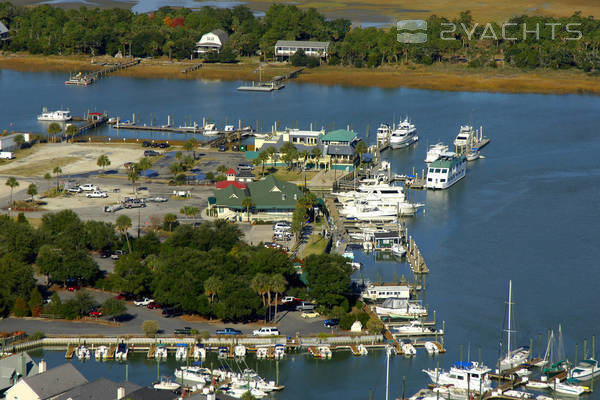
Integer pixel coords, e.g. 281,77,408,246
142,141,151,147
273,221,291,230
67,284,81,291
79,183,99,192
174,327,192,335
104,204,122,213
144,150,159,157
281,296,300,304
296,302,316,311
100,250,111,258
159,142,170,148
237,163,253,171
324,318,340,328
147,302,162,309
122,198,146,208
111,250,124,260
151,142,159,148
252,327,280,336
218,144,226,152
148,196,168,203
89,310,103,317
67,186,82,193
133,297,154,306
162,307,183,318
87,191,108,198
301,311,320,318
216,328,242,335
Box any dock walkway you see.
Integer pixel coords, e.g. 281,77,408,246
406,236,429,274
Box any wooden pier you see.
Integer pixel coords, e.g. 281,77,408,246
271,67,305,83
181,63,203,73
406,235,429,274
88,60,140,81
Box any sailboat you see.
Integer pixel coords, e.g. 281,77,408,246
543,325,569,377
498,280,530,371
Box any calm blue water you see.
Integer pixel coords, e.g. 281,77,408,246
3,69,600,398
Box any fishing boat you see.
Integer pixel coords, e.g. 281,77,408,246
425,143,449,164
37,109,72,122
273,344,285,359
551,380,587,396
570,359,600,381
175,344,188,361
94,346,109,361
391,244,406,256
390,117,418,149
315,345,332,359
466,147,480,161
256,346,268,359
423,361,492,393
153,376,181,391
499,280,531,371
234,344,247,358
115,343,128,361
154,344,168,360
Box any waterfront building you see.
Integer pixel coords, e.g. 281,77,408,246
320,129,359,171
5,363,87,400
275,40,330,59
373,231,402,250
215,168,247,189
209,175,302,221
0,353,38,394
362,283,411,301
195,29,229,55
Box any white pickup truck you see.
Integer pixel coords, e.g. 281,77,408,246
133,297,154,307
87,191,108,198
80,184,99,191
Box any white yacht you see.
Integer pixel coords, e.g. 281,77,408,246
153,377,181,391
94,346,109,361
426,154,467,190
224,125,235,132
393,321,438,334
377,123,392,140
390,118,418,149
425,143,449,164
174,365,212,384
423,361,493,393
193,344,206,360
552,381,587,396
335,183,407,204
203,123,219,136
154,345,168,360
375,298,427,319
115,343,128,361
453,125,475,148
234,344,246,358
570,359,600,381
37,109,72,122
175,344,188,361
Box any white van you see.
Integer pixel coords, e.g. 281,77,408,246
252,327,280,336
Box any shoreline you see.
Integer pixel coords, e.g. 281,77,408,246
1,53,599,96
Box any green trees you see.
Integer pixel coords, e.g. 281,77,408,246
53,166,62,190
101,298,127,322
115,215,132,253
179,206,200,219
204,276,222,304
27,183,37,204
304,254,352,309
311,147,322,169
280,142,298,170
14,134,25,149
65,124,78,142
163,213,178,232
0,255,35,316
113,255,152,295
127,166,139,195
97,154,111,172
5,176,19,212
44,172,52,191
270,273,287,321
142,320,159,337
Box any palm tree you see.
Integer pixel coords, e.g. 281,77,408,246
97,154,111,173
65,124,78,143
204,276,222,304
270,274,287,322
48,122,62,143
44,172,52,191
53,166,62,191
179,206,199,219
299,150,309,169
27,183,38,204
128,166,139,195
241,197,254,222
115,214,132,253
163,213,177,232
5,177,19,214
311,147,322,170
250,273,269,321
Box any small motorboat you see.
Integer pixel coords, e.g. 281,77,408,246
391,244,406,256
570,359,600,381
153,377,181,391
466,147,480,161
551,380,587,396
317,346,332,359
234,345,246,358
218,346,229,359
94,345,109,361
115,342,128,361
193,343,206,360
256,346,268,359
424,341,439,355
154,345,168,360
175,344,188,361
401,341,416,356
273,344,285,359
77,345,91,360
356,344,368,356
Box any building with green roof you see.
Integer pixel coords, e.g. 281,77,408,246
210,175,303,221
319,129,358,145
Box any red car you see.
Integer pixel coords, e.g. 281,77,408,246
89,310,102,317
67,285,81,291
147,302,162,309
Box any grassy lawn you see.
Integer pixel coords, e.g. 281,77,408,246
301,232,329,258
0,157,81,177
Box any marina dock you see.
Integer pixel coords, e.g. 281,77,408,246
406,236,429,274
66,60,140,86
181,63,203,73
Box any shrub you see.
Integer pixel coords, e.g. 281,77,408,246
339,313,356,330
142,320,160,337
13,297,30,317
30,331,46,340
366,317,384,334
356,311,370,327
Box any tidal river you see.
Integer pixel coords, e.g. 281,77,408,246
2,69,600,399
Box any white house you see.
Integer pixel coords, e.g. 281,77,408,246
274,40,330,59
195,29,229,54
0,21,8,41
363,283,410,301
5,363,87,400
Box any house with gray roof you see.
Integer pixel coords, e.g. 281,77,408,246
275,40,330,59
0,353,38,394
195,29,229,54
54,378,141,400
5,363,87,400
126,387,179,400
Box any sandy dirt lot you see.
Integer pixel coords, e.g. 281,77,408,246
0,143,145,177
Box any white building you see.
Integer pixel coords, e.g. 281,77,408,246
0,133,31,151
274,40,330,59
363,283,410,301
5,363,87,400
195,29,229,54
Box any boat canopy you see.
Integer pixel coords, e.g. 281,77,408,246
176,343,188,347
381,298,409,309
454,361,474,369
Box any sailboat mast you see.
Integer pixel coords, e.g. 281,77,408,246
507,280,512,356
385,348,390,400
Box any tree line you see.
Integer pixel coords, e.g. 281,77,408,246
1,2,599,71
0,210,354,322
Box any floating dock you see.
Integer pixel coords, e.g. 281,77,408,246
237,82,285,92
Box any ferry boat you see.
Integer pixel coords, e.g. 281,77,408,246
425,143,449,164
423,361,493,393
37,109,72,122
425,154,467,190
390,118,418,149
